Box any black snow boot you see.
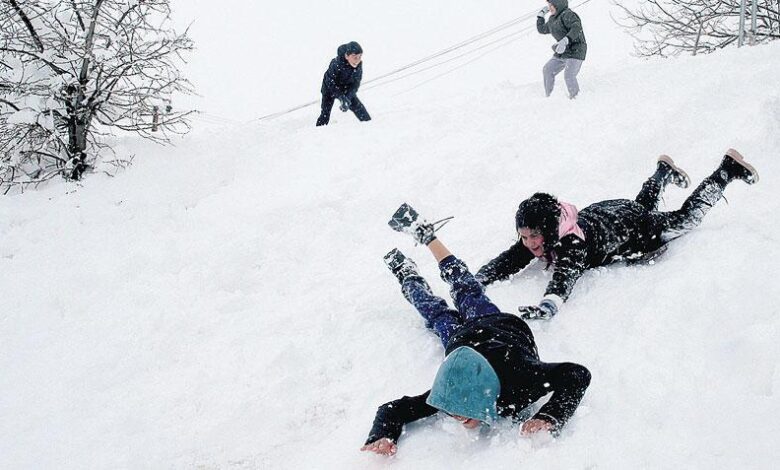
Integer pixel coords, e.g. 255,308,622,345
718,148,759,185
657,155,690,189
388,203,453,245
384,248,420,283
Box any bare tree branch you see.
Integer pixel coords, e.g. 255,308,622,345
8,0,44,53
616,0,779,57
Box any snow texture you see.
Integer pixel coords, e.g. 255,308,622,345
1,1,779,469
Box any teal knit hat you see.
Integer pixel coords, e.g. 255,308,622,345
426,347,500,423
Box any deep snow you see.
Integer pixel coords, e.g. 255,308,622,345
1,1,779,469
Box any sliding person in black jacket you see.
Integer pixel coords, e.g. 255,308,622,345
360,204,590,456
316,41,371,126
476,149,759,321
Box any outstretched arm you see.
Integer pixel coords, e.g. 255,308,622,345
531,362,591,434
475,241,534,285
362,391,438,453
544,235,587,301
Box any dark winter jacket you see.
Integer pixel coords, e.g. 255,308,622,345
477,199,665,301
320,43,363,100
364,313,591,444
537,0,587,61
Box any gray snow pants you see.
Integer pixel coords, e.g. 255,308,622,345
543,57,583,98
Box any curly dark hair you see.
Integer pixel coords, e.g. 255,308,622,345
515,192,560,255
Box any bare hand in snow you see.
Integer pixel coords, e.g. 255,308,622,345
360,438,397,456
521,418,553,435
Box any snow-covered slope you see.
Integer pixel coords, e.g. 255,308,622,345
1,1,779,468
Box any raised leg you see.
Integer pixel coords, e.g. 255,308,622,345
401,275,461,347
438,254,501,322
652,150,758,242
385,248,460,347
635,155,690,211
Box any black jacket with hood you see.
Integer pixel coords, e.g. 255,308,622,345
476,199,665,302
537,0,587,61
320,42,363,100
364,313,591,445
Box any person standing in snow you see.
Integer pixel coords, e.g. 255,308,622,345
316,41,371,126
360,204,591,456
476,149,759,320
537,0,587,98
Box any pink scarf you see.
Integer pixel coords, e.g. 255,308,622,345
558,202,586,241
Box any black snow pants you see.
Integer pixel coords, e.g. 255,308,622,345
316,93,371,126
637,164,732,243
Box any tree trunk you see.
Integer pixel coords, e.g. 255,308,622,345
65,86,89,180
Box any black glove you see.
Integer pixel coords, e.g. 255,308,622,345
338,96,351,112
518,297,559,320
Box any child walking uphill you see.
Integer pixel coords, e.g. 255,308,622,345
360,204,591,456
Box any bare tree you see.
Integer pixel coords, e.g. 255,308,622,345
616,0,780,57
0,0,194,192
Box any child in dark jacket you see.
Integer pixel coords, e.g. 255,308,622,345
476,149,759,320
360,204,591,456
316,41,371,126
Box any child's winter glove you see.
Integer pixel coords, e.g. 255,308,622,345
553,36,569,54
537,6,550,17
518,295,561,320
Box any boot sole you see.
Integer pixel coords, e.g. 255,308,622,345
657,154,690,189
725,148,759,184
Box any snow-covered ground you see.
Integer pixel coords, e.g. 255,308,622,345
2,1,779,469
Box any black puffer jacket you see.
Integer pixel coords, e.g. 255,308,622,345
537,0,587,61
320,43,363,100
477,199,664,301
364,314,591,444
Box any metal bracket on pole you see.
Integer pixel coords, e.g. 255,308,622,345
738,0,747,47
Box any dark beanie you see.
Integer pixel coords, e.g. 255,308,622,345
344,41,363,55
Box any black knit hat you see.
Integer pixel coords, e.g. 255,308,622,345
515,192,560,253
344,41,363,55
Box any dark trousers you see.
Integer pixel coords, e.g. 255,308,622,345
401,256,500,347
636,165,730,243
315,94,371,126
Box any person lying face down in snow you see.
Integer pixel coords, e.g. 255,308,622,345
475,149,760,321
360,204,591,456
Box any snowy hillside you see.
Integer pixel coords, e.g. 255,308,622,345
1,1,779,469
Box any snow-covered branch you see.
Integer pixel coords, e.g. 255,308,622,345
0,0,195,191
615,0,780,57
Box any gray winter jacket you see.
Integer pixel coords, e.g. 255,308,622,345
537,0,587,61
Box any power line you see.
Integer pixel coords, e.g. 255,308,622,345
252,0,595,123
